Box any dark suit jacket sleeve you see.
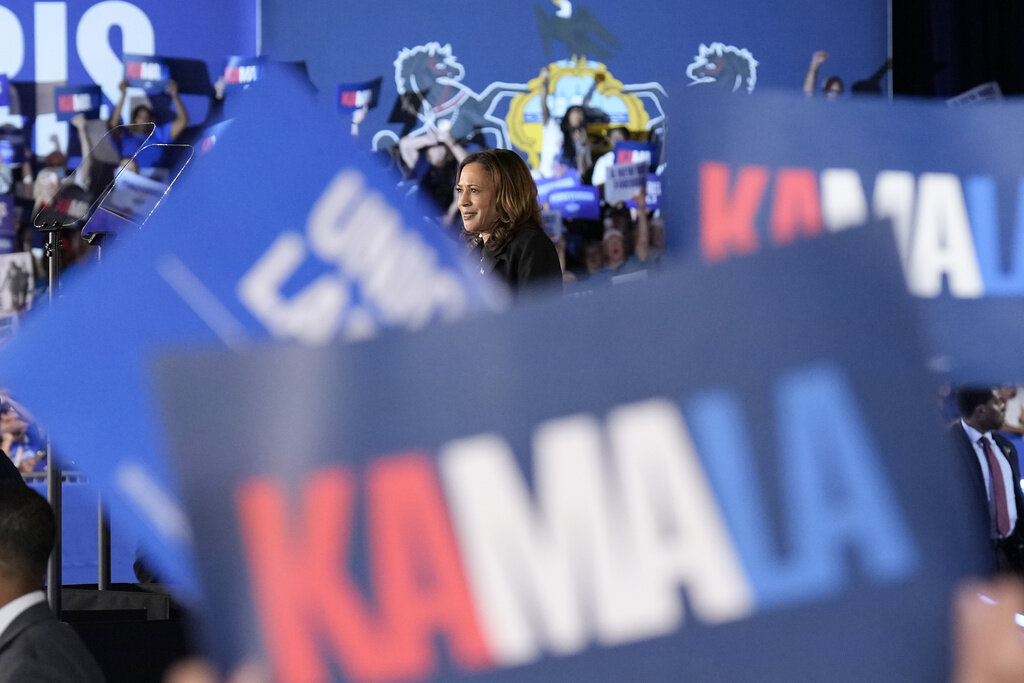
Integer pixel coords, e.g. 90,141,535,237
0,603,106,683
994,434,1024,569
505,228,563,294
950,425,994,548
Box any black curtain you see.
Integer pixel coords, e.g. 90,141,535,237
894,0,1024,97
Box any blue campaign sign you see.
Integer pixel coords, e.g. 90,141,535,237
663,87,1024,383
153,223,987,682
0,66,504,600
547,184,601,220
336,78,382,112
614,141,659,172
0,74,9,107
223,56,263,89
535,172,580,203
54,84,102,122
123,53,172,94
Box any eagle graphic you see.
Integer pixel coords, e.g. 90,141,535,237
535,0,621,61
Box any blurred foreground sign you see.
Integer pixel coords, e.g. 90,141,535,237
154,224,986,682
0,66,500,600
665,89,1024,382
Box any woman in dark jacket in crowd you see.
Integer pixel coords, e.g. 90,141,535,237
456,148,562,295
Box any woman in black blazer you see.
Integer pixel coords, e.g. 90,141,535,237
455,149,562,295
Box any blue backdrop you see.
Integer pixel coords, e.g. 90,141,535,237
260,0,889,99
258,0,890,165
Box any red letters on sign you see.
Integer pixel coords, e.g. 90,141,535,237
769,168,823,246
237,470,384,682
368,454,493,678
235,455,492,683
699,162,769,263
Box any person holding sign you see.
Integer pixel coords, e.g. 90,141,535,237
590,125,628,188
456,148,562,294
593,187,651,286
538,66,595,180
107,79,190,172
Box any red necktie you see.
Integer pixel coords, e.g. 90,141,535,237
980,436,1012,537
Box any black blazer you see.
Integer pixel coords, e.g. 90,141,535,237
951,423,1024,575
484,227,563,295
0,600,106,682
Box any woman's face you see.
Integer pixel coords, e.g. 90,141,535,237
456,162,498,237
567,107,584,128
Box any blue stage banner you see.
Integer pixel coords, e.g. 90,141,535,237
123,53,171,94
223,56,263,90
0,74,9,107
0,195,14,254
54,84,102,122
153,223,986,682
0,66,505,601
336,78,381,112
664,88,1024,383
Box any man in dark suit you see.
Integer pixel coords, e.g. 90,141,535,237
0,481,105,682
952,386,1024,575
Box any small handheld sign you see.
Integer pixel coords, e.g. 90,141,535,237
336,77,381,112
54,85,102,122
548,185,601,220
604,161,648,204
223,56,263,89
123,54,172,94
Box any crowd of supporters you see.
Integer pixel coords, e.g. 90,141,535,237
362,64,664,292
